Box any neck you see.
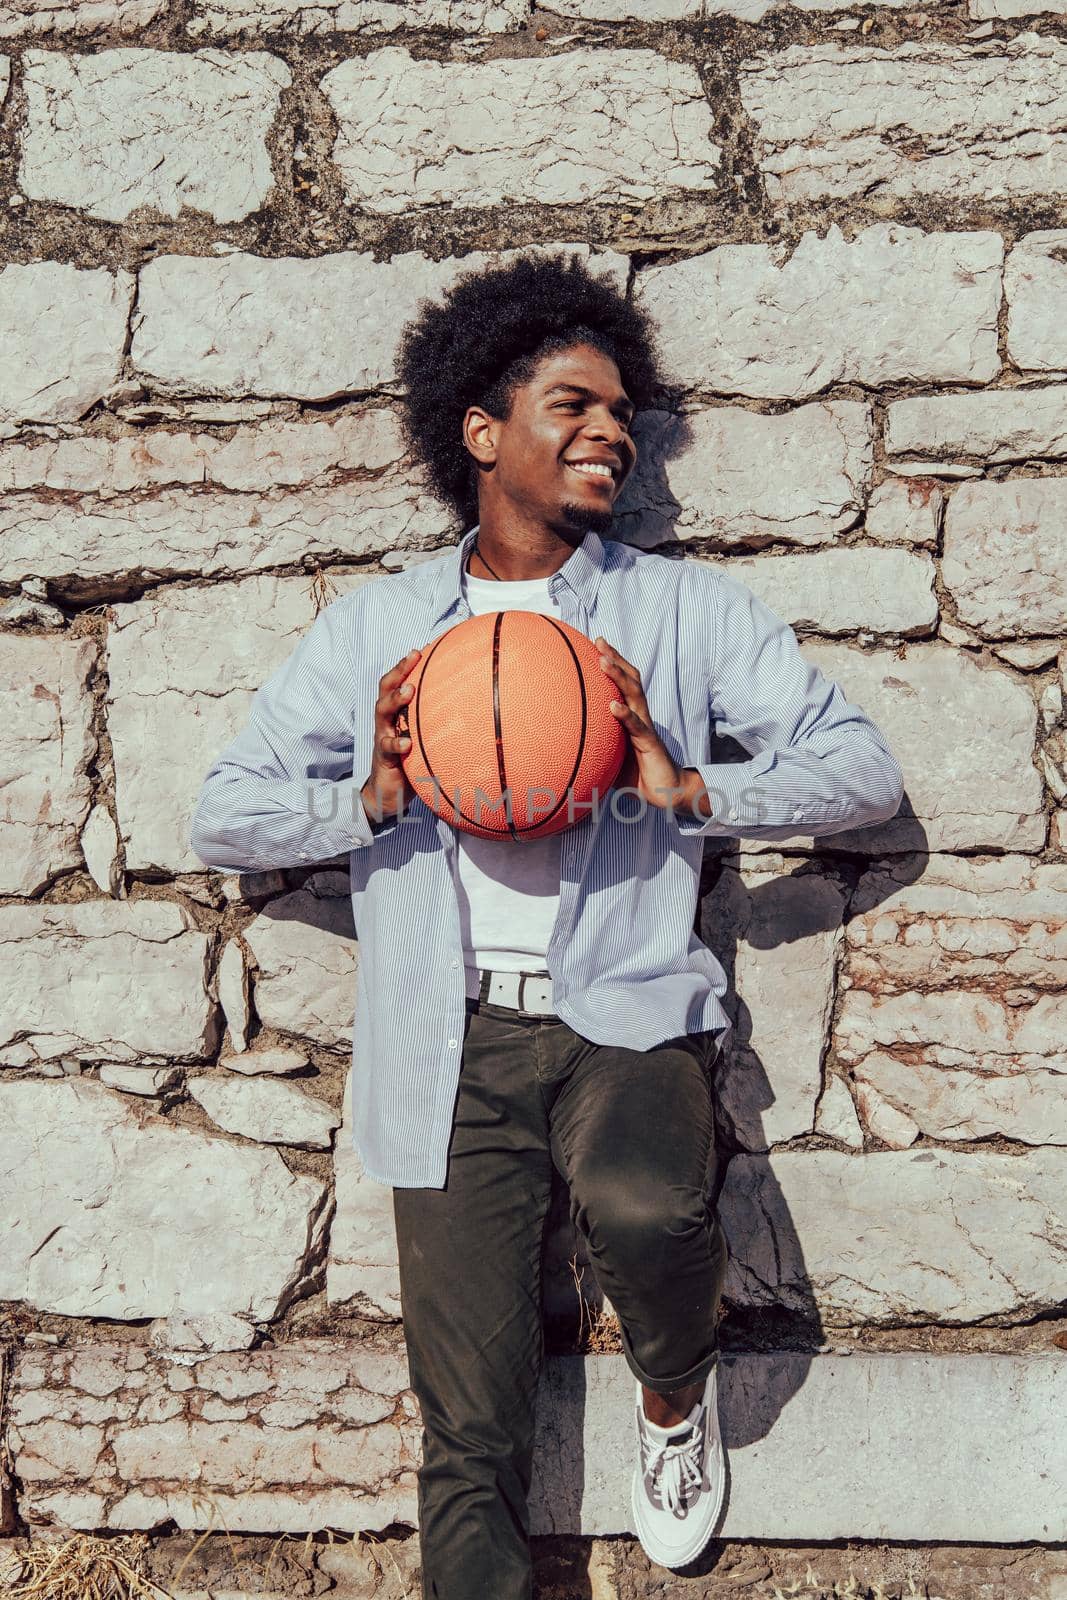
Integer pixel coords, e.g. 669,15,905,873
467,517,583,582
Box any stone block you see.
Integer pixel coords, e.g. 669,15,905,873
716,547,937,634
0,263,132,429
107,573,372,873
187,1073,340,1149
615,401,872,547
814,1074,863,1147
942,478,1067,639
1006,230,1067,372
740,35,1067,204
0,1080,329,1319
720,1147,1067,1323
800,641,1044,852
20,48,289,223
321,47,719,213
0,635,97,895
886,384,1067,463
533,1352,1067,1540
242,873,358,1050
0,901,212,1066
635,224,1002,398
864,477,942,545
701,862,846,1150
189,0,528,33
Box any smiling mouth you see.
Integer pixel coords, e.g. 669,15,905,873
565,462,616,488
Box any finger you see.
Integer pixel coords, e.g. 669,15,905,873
606,674,646,713
597,650,642,693
375,700,409,748
605,670,649,718
383,649,421,686
595,637,638,673
377,678,415,732
598,654,635,689
608,698,643,727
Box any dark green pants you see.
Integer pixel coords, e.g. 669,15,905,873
392,984,729,1600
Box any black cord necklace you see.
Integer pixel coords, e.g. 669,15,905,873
469,535,503,581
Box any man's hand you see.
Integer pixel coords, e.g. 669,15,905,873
360,649,423,825
595,637,710,819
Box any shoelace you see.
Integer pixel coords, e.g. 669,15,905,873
642,1413,705,1514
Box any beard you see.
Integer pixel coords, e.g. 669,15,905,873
558,498,616,536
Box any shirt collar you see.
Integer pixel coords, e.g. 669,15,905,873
422,524,608,629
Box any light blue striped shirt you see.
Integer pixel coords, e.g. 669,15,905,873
189,527,904,1188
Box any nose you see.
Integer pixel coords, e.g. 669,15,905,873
584,408,629,448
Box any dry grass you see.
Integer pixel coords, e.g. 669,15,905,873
0,1533,171,1599
766,1571,930,1599
568,1253,619,1353
0,1511,411,1600
0,1538,951,1600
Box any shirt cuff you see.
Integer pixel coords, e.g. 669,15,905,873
672,747,861,839
669,752,773,837
671,758,856,837
352,778,409,843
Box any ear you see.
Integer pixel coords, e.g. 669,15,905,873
463,405,499,467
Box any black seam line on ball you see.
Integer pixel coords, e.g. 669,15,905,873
490,612,519,841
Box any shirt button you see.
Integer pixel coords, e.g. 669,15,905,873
448,1038,458,1048
728,808,739,821
791,809,803,822
451,958,459,967
298,851,309,859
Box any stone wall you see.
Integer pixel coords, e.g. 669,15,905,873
0,0,1066,1586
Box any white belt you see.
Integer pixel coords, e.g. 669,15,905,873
483,969,556,1016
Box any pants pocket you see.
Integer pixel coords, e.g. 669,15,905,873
682,1027,721,1079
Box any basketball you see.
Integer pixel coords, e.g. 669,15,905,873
396,611,629,840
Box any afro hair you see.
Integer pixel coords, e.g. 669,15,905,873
394,251,668,529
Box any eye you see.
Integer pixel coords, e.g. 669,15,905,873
555,400,633,429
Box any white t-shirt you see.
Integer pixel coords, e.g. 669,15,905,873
457,567,564,999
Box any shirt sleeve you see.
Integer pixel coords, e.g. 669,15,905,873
671,566,906,841
188,590,407,873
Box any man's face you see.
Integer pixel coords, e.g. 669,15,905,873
467,342,638,536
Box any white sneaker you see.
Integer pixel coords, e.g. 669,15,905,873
630,1365,725,1569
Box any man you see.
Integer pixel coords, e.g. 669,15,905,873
190,253,904,1596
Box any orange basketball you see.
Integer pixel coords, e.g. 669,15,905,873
398,611,628,840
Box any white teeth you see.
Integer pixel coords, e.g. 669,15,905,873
569,461,613,479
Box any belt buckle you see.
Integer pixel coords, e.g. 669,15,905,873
516,971,551,1019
